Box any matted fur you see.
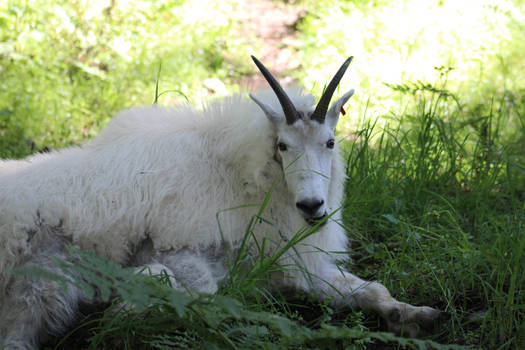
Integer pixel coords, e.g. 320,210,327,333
0,87,441,348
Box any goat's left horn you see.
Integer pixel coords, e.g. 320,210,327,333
251,55,299,125
310,56,353,123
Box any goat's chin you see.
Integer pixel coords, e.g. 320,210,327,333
305,213,328,226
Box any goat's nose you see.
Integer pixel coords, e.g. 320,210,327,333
296,199,324,216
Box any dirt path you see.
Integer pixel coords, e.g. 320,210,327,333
233,0,305,90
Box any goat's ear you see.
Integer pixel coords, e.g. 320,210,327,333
326,89,355,128
249,93,283,124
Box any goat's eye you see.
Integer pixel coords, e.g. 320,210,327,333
277,142,287,151
326,139,335,149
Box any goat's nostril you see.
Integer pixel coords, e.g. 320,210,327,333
296,199,324,216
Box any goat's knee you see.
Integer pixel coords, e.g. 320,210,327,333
158,250,224,294
137,250,224,295
135,263,181,289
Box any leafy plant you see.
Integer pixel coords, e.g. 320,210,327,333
18,243,462,350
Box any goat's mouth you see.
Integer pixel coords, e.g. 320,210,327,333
306,213,328,226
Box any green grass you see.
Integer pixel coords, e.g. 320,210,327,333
0,0,253,158
340,81,525,348
2,0,525,349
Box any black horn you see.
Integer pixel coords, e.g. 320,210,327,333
310,56,353,123
251,55,299,124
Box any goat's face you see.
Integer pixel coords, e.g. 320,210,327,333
250,56,354,225
273,114,337,224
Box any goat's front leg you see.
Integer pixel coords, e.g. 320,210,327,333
314,266,442,337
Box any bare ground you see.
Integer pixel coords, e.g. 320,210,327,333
232,0,305,90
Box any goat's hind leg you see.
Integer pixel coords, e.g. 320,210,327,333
0,249,85,349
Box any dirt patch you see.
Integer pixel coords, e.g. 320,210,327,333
232,0,305,90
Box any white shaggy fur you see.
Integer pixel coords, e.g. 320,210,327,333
0,87,441,349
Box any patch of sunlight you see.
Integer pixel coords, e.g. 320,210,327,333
299,0,525,130
178,0,236,28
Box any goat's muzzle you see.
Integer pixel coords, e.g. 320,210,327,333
296,199,327,225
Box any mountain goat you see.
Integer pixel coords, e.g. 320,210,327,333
0,56,442,349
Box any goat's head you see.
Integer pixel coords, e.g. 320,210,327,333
250,56,354,225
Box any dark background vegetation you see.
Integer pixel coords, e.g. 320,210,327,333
1,0,524,348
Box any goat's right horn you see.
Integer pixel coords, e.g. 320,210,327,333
251,55,299,125
310,56,353,123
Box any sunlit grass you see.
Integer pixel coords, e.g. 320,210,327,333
0,0,253,158
297,0,525,131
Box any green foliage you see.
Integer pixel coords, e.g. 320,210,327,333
340,75,525,349
21,246,461,350
0,0,252,158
